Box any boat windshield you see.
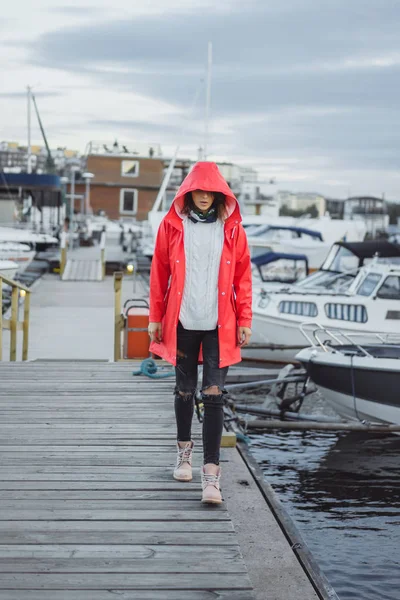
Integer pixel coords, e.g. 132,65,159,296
296,269,356,292
320,244,360,273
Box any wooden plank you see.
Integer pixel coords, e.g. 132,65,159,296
0,454,219,466
0,490,204,500
0,500,224,511
0,530,237,546
0,590,253,599
0,573,252,590
0,520,234,533
0,482,206,491
0,509,230,521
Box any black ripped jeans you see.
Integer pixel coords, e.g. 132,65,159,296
174,321,228,465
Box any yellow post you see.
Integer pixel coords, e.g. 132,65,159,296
114,271,123,361
0,277,3,362
10,286,18,361
101,248,105,280
22,291,31,361
60,231,67,278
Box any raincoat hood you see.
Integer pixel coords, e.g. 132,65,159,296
166,161,241,229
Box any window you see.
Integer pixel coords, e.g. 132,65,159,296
377,276,400,300
357,273,381,296
279,301,318,317
120,189,138,215
325,303,367,323
121,160,139,177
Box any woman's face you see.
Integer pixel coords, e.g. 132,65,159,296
192,189,215,213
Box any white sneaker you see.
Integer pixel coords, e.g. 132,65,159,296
201,466,222,504
173,441,193,481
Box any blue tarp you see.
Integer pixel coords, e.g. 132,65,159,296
264,225,323,240
0,172,61,189
251,251,309,267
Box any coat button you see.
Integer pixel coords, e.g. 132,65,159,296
178,292,181,295
235,220,238,224
176,260,179,263
221,292,225,295
218,325,221,328
226,260,230,264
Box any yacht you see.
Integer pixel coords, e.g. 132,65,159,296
244,240,400,363
297,326,400,425
0,226,58,252
0,242,36,272
247,215,367,272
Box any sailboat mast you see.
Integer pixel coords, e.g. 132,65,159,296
27,85,32,174
204,41,212,160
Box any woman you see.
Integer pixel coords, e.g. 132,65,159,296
148,161,252,504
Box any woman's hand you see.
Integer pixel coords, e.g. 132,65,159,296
237,326,252,347
148,322,162,343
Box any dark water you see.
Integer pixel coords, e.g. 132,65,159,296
249,430,400,600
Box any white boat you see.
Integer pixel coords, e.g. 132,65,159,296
297,326,400,425
247,215,367,273
245,240,400,363
0,242,36,273
0,226,58,251
0,260,19,280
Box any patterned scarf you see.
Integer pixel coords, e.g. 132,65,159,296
188,205,218,224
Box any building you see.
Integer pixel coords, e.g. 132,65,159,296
277,191,326,217
0,141,80,174
70,141,165,221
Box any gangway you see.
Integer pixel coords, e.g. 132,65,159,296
60,231,106,282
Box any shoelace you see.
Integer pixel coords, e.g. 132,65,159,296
201,472,220,490
176,445,192,468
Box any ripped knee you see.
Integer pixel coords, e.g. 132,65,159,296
202,385,221,395
175,390,194,400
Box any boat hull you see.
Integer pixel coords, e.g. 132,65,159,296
298,350,400,424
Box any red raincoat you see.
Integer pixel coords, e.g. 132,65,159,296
149,161,252,368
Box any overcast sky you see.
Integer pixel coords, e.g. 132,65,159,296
2,0,400,199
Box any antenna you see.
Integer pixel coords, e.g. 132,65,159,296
204,41,212,160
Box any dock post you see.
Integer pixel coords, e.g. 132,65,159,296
10,286,18,361
114,271,124,361
60,231,67,278
22,290,31,361
100,231,106,280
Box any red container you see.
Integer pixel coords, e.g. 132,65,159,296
124,300,150,359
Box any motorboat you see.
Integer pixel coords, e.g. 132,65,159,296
0,260,19,280
0,242,36,272
245,240,400,363
246,215,367,273
0,226,58,252
296,325,400,425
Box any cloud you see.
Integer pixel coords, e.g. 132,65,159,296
48,5,97,15
3,0,400,197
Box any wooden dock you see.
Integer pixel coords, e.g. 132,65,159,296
0,260,322,599
0,362,257,597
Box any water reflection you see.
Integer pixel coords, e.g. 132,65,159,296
250,430,400,600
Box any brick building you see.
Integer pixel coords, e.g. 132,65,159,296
71,151,165,221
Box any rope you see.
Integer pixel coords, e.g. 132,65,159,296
132,358,175,379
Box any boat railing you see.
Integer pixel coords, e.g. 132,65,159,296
299,321,400,357
0,274,31,361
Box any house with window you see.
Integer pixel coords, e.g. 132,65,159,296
71,145,165,221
